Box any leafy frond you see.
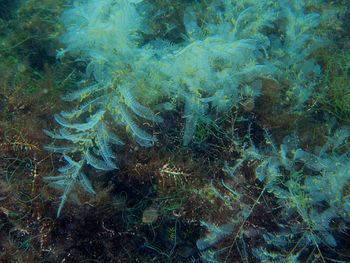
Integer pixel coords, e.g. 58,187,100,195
85,149,116,171
121,86,163,123
78,172,96,195
60,96,106,119
95,123,118,169
45,155,88,217
54,110,105,131
61,83,103,101
119,105,157,147
44,145,78,154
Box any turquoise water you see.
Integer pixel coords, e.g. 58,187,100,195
0,0,349,262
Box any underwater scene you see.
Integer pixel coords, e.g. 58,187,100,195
0,0,350,262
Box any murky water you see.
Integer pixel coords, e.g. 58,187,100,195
0,1,349,262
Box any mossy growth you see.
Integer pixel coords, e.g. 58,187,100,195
142,0,190,44
0,0,85,124
320,50,350,122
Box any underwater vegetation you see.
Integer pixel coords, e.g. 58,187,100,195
0,0,349,262
45,0,336,215
320,50,350,122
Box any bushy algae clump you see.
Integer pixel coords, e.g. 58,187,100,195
44,1,349,261
46,0,280,216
